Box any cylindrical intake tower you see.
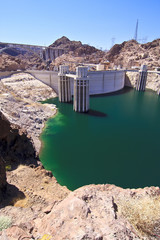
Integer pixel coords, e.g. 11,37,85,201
58,65,71,102
136,65,148,91
74,66,89,112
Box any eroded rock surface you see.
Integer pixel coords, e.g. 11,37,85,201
0,111,37,168
33,185,160,240
104,39,160,70
1,184,160,239
125,71,160,93
0,73,57,152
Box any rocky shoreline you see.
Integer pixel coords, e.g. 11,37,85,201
0,72,160,239
0,72,57,153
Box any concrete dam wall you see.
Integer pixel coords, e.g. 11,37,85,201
27,70,125,95
88,70,125,94
0,70,125,95
26,70,59,93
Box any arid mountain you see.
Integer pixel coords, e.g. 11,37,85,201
103,39,160,69
0,37,104,71
50,36,100,56
49,36,105,70
0,37,159,71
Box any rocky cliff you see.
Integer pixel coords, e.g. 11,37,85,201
1,183,160,239
104,39,160,69
0,53,47,71
0,111,37,168
125,71,160,93
49,36,105,70
50,36,100,56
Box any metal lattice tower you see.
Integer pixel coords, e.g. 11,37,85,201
134,19,138,41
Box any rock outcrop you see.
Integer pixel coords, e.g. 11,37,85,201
125,71,160,93
49,36,105,71
104,39,160,69
0,53,47,71
0,111,37,168
1,184,160,239
50,36,100,56
0,73,57,152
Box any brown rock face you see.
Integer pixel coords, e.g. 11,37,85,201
50,36,102,56
104,39,160,69
0,111,37,168
33,184,160,239
0,53,46,71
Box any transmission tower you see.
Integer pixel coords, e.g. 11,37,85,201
134,19,138,41
111,37,115,48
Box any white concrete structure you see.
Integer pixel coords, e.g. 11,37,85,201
88,70,125,95
26,70,59,93
136,65,148,91
0,42,65,61
96,64,105,71
0,69,125,97
43,48,64,61
26,69,125,96
58,66,71,102
74,67,89,112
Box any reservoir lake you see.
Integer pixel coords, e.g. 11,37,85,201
40,88,160,191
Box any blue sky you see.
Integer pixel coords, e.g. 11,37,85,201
0,0,160,50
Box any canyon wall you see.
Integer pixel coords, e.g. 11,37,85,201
125,71,160,93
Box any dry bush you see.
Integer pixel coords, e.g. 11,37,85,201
118,196,160,239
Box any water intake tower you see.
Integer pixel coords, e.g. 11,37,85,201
74,66,89,113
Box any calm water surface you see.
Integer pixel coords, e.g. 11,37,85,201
40,88,160,190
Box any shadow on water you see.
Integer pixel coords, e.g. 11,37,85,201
86,109,107,117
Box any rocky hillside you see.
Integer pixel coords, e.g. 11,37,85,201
50,36,101,56
0,53,47,71
49,36,105,70
103,39,160,69
1,37,159,71
0,37,104,71
1,182,160,239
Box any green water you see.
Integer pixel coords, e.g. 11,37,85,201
40,88,160,191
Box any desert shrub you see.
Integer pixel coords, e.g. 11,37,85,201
0,216,12,231
118,196,160,238
5,165,12,171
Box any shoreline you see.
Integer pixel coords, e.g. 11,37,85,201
1,72,160,239
39,106,58,157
